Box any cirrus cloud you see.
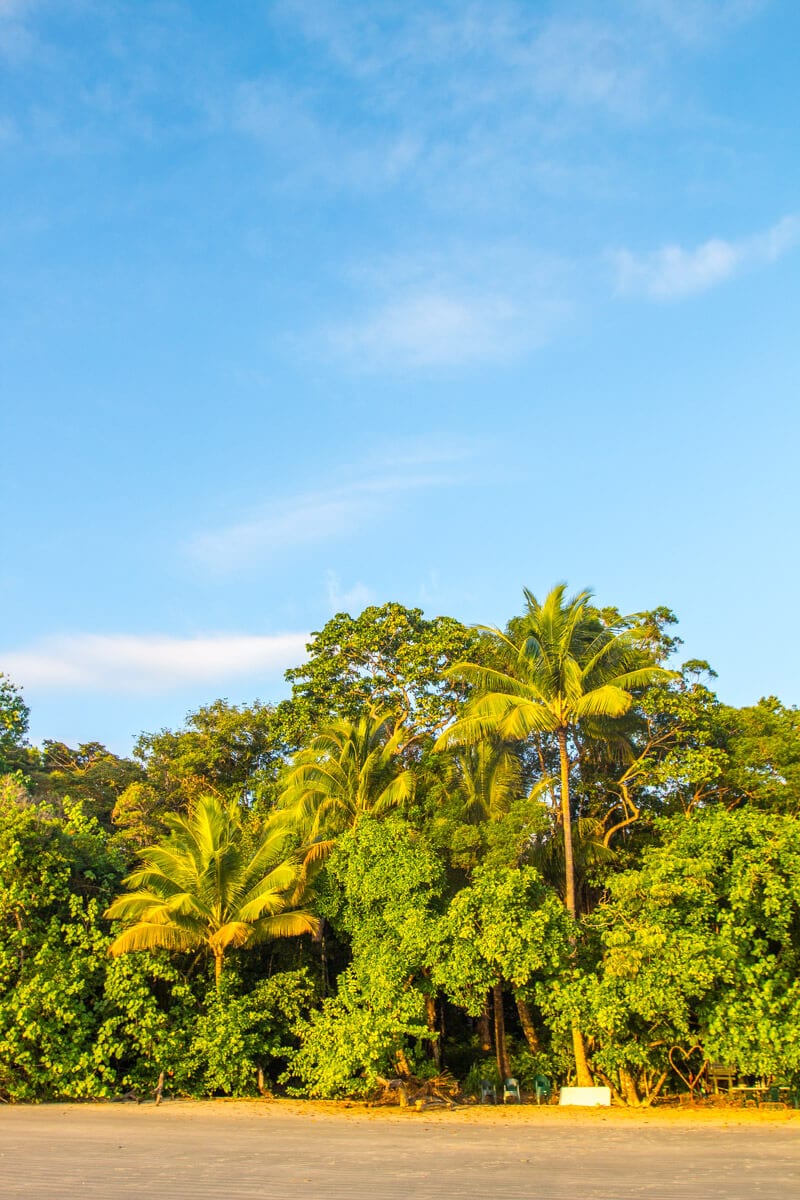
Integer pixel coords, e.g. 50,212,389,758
611,215,800,301
187,442,476,573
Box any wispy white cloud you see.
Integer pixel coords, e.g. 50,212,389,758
322,244,571,370
521,18,650,118
232,78,423,194
235,4,662,217
635,0,765,45
1,632,309,693
327,291,522,369
0,0,37,63
611,215,800,300
325,571,373,615
188,444,474,573
273,0,764,136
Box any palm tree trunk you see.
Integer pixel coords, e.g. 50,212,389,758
492,983,510,1082
557,727,577,917
557,728,593,1088
214,951,224,990
571,1026,592,1088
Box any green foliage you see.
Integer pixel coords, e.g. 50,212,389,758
95,949,196,1092
286,966,430,1098
0,896,112,1100
439,584,673,748
287,818,444,1097
281,603,479,741
435,865,573,1013
575,808,800,1087
724,697,800,813
437,584,674,922
0,792,124,1100
134,699,284,803
2,587,799,1105
0,673,30,774
113,700,286,848
183,969,315,1096
25,742,143,828
325,817,445,1021
629,672,737,817
462,1058,500,1096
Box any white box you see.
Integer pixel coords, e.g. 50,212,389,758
558,1086,611,1107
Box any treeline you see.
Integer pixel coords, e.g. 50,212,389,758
1,589,799,1105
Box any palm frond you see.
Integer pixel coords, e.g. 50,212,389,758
209,922,254,953
574,685,633,720
608,665,678,692
252,910,319,941
109,923,202,956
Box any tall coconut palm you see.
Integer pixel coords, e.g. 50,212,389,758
105,793,317,987
435,585,674,1085
436,584,673,915
275,708,415,864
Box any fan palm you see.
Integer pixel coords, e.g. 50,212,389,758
275,709,415,864
435,584,674,917
105,793,317,987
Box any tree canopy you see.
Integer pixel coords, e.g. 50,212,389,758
1,584,799,1105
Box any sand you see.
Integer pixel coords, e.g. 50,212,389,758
1,1098,797,1199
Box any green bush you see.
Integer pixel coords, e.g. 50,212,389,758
182,968,315,1097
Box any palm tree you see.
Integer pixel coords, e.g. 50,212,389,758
435,585,674,1087
436,584,673,916
444,739,524,825
105,793,317,987
275,708,415,864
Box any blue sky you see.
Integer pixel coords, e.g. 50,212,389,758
2,0,799,754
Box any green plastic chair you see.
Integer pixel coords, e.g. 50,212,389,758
533,1074,552,1105
503,1077,521,1104
761,1085,786,1110
480,1079,497,1104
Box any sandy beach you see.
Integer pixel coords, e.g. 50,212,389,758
1,1099,797,1199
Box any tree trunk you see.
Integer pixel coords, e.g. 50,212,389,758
591,1064,624,1105
315,917,330,995
514,993,540,1053
619,1066,641,1107
493,983,511,1082
558,728,593,1088
571,1026,593,1088
214,952,224,990
477,995,492,1052
557,727,577,917
395,1047,412,1077
14,910,24,978
425,993,442,1070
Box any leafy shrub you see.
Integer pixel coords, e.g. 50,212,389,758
183,968,315,1097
